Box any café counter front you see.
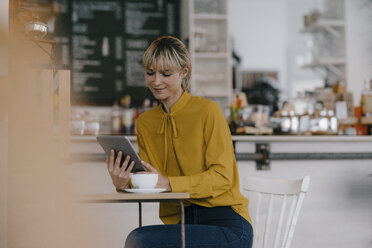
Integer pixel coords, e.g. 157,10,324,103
70,134,372,170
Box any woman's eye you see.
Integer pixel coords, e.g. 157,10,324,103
146,71,154,76
162,73,171,77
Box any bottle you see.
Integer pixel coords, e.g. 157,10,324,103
361,80,372,117
289,110,299,134
318,109,329,133
121,95,134,134
111,100,122,134
328,110,338,134
299,114,310,135
280,110,291,134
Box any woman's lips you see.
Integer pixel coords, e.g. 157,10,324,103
154,87,166,92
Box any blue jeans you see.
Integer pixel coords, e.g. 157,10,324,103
125,204,253,248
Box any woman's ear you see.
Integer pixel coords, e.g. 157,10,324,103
181,67,189,78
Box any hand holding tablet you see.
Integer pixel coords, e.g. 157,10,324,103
97,135,146,173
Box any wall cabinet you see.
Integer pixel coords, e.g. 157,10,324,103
300,9,346,85
188,0,232,109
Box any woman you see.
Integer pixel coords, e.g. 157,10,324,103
106,36,253,248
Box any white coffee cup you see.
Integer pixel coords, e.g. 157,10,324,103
130,173,158,189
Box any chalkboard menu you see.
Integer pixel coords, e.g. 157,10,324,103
23,0,181,106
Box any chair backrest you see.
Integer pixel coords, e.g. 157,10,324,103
243,175,310,248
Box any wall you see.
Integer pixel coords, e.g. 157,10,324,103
228,0,327,100
0,117,7,248
345,0,372,106
0,1,8,247
228,0,288,97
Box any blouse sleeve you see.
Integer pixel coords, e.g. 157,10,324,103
168,102,235,198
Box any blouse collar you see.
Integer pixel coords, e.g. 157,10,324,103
159,91,191,115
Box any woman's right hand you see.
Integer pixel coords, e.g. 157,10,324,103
106,150,135,190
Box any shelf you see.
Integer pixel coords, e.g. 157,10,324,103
300,19,345,37
361,117,372,125
189,0,231,109
301,57,346,79
194,52,229,59
338,117,358,125
301,57,346,67
194,14,227,20
301,19,345,31
299,15,346,83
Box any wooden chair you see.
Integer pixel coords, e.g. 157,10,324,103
243,175,310,248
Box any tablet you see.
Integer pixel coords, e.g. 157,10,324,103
96,135,146,173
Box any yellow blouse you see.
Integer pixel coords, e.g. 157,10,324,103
136,92,251,225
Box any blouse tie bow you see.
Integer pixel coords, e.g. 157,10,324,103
158,113,178,138
157,113,178,173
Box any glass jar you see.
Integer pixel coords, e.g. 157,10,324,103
70,111,85,136
289,110,299,134
280,110,291,134
318,109,329,133
328,110,338,134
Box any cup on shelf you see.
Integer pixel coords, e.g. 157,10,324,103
83,111,100,136
70,111,85,136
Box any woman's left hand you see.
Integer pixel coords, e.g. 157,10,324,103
141,161,172,192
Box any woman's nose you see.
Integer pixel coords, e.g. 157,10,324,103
153,73,161,85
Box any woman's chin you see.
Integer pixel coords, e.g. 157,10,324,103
152,92,167,101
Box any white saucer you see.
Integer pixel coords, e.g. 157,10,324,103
124,188,166,194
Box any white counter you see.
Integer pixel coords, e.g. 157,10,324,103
71,135,372,154
71,134,372,143
232,135,372,142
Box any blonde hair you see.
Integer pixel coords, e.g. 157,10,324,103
142,36,192,93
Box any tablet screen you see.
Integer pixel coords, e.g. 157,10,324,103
96,135,146,173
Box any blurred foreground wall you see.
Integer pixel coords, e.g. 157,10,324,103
0,0,9,244
0,5,101,246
